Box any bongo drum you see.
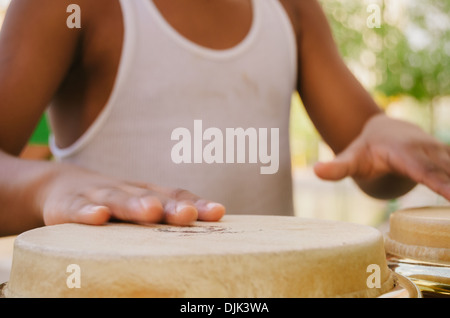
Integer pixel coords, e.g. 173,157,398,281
384,206,450,297
1,215,418,298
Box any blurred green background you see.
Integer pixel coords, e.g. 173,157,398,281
291,0,450,169
290,0,450,224
28,116,50,145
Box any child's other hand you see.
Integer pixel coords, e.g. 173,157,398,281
313,113,450,200
40,165,226,226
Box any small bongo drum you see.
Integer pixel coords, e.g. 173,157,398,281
1,215,419,298
384,206,450,297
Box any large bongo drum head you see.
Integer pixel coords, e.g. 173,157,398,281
3,215,402,298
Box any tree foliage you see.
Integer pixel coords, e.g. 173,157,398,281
320,0,450,102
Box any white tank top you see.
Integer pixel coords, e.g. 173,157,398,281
50,0,298,216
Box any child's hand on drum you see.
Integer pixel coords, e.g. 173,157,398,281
40,164,226,227
314,113,450,201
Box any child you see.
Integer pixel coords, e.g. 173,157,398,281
0,0,448,236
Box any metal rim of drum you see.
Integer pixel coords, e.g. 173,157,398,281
387,254,450,298
379,272,422,298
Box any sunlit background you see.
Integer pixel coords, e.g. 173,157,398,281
290,0,450,226
0,0,449,227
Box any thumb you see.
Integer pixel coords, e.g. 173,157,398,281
313,148,357,181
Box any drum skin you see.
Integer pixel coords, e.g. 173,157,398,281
4,215,396,298
385,207,450,265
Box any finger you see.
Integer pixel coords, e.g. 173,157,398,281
72,204,112,225
397,150,450,200
313,148,359,181
87,187,164,223
131,183,226,222
168,188,226,222
414,166,450,200
123,184,207,224
162,200,199,226
194,200,226,222
134,195,165,223
43,195,111,226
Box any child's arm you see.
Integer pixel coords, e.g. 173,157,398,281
0,0,224,237
290,0,450,200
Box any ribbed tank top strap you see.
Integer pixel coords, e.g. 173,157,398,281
49,0,138,158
